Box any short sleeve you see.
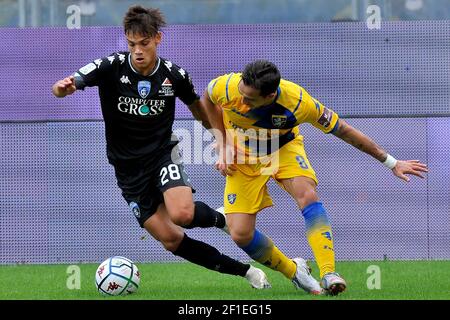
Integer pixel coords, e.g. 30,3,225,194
297,89,339,134
207,75,228,105
174,68,199,105
73,53,119,89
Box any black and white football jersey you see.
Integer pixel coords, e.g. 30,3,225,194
73,52,199,163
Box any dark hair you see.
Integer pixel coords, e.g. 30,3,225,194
241,60,281,96
123,5,166,37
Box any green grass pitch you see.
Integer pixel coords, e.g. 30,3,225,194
1,260,449,300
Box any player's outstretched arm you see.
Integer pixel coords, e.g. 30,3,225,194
52,75,77,98
332,119,428,182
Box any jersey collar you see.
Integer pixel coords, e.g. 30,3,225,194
274,87,281,102
263,87,281,107
128,54,161,77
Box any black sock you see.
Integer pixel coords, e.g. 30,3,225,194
173,234,250,277
183,201,226,229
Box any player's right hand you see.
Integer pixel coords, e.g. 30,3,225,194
215,160,237,177
53,76,76,97
215,145,237,177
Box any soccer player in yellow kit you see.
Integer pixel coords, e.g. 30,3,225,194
200,60,428,295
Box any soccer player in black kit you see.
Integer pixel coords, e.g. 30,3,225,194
52,5,271,289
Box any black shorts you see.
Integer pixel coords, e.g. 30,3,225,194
112,145,193,227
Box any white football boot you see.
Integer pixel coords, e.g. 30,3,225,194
215,207,230,234
291,258,323,295
245,265,272,289
321,272,347,296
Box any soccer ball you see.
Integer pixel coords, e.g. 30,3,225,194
95,256,141,296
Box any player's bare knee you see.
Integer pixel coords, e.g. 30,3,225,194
168,203,195,226
230,230,253,247
296,188,319,209
160,234,184,252
171,211,194,226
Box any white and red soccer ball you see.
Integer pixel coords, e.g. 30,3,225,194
95,256,140,296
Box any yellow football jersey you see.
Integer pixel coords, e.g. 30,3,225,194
207,73,339,159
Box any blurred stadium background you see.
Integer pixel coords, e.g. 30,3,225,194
0,0,449,298
3,0,450,26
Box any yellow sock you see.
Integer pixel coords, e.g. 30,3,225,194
302,202,336,279
307,226,335,278
241,230,296,279
256,243,297,280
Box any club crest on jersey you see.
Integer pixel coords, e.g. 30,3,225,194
129,202,141,218
272,115,287,128
138,81,151,99
227,194,237,204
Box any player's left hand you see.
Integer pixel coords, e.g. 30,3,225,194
392,160,428,182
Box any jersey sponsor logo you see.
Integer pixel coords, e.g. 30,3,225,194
158,87,174,96
138,81,151,98
129,202,140,218
272,115,287,128
79,63,96,75
120,75,131,84
317,107,334,128
158,78,174,96
117,96,166,116
229,122,256,137
178,68,186,78
227,193,237,204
